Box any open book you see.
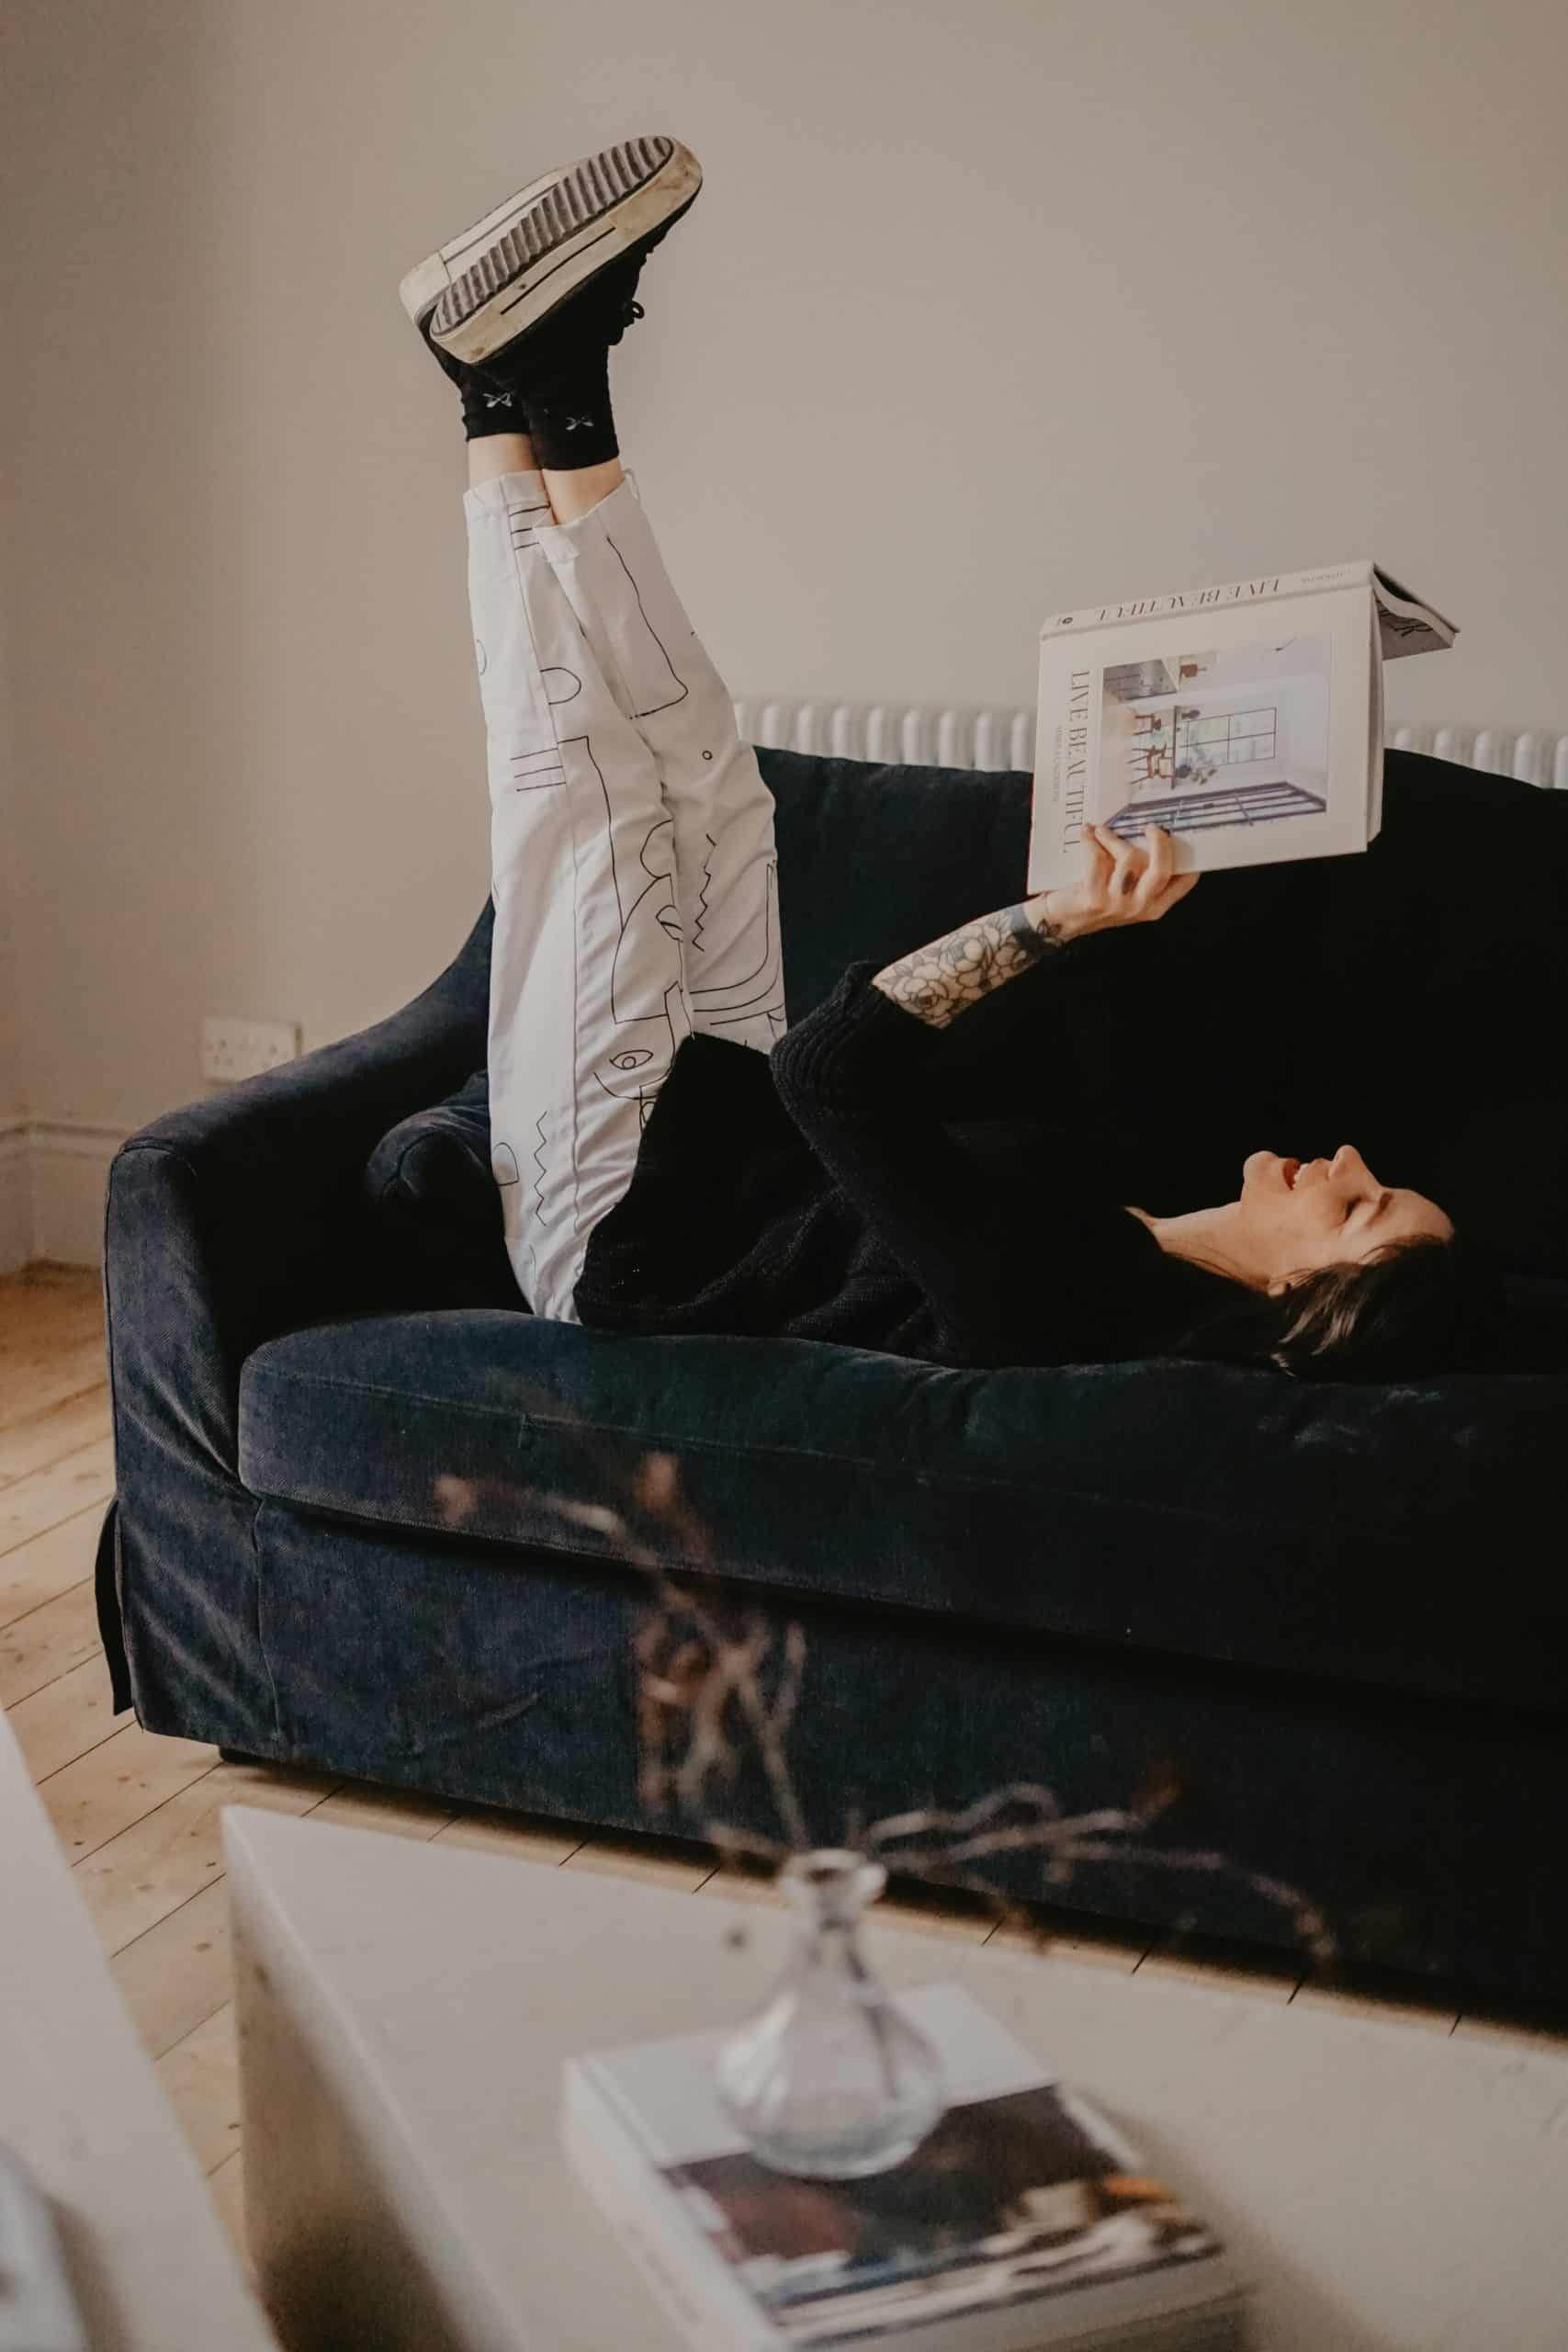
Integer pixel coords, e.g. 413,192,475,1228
1025,560,1456,891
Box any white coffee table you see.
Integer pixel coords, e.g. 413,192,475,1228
224,1805,1568,2352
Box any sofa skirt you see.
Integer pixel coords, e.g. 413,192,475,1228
136,1494,1567,2005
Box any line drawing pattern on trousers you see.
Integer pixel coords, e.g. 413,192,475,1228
469,467,785,1320
604,530,690,718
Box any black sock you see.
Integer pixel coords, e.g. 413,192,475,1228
518,345,619,471
419,311,531,444
459,374,529,443
431,251,641,461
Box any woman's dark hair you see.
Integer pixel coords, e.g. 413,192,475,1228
1171,1231,1506,1383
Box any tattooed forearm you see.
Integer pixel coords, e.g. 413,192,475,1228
871,899,1066,1028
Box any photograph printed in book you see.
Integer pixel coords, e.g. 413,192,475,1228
1026,558,1455,891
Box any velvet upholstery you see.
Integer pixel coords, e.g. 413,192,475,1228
99,748,1568,2001
238,1315,1568,1714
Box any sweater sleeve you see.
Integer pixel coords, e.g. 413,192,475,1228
768,955,1168,1363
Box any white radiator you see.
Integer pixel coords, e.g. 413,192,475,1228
733,699,1568,788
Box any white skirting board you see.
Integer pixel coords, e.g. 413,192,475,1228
7,710,1562,1272
0,1117,29,1274
1,1116,121,1275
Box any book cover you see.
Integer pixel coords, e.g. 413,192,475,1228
1025,560,1453,894
562,1982,1247,2352
1027,582,1374,892
1039,558,1455,660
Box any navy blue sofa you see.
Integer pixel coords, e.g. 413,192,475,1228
96,746,1568,2001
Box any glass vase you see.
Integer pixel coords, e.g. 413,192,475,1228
713,1849,947,2177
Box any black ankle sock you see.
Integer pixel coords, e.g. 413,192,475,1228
519,346,619,471
459,373,529,442
429,251,640,460
419,311,530,444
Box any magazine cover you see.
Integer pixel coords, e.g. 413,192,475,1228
658,2080,1224,2346
1025,581,1375,894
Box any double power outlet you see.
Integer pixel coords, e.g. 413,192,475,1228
200,1015,302,1087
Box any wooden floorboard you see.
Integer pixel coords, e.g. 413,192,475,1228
6,1649,122,1779
111,1878,238,2059
73,1756,344,1955
155,1999,244,2175
207,2149,251,2273
38,1718,221,1863
0,1577,104,1708
0,1283,105,1363
0,1385,112,1487
0,1435,113,1552
6,1256,1561,2284
0,1501,112,1632
0,1341,114,1430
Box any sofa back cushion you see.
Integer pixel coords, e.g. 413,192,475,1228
765,742,1568,1271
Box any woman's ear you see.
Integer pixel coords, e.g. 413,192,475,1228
1266,1274,1291,1298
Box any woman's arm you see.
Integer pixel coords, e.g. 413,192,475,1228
868,896,1066,1026
769,825,1200,1361
871,820,1195,1026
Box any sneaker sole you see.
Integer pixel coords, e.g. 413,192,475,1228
398,168,569,331
401,135,702,368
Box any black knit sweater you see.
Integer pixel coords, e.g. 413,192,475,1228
574,947,1241,1369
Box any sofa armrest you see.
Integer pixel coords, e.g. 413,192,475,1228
112,913,491,1370
101,912,491,1732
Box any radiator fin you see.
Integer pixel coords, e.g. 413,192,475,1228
734,701,1568,787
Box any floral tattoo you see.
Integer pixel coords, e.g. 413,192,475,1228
871,900,1063,1028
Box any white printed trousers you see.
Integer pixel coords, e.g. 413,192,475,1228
465,469,787,1320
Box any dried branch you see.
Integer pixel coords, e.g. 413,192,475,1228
430,1408,1336,1969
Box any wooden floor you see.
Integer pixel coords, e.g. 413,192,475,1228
4,1262,1564,2285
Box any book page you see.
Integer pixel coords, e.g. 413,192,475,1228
1027,583,1372,892
1371,567,1458,658
1367,609,1385,841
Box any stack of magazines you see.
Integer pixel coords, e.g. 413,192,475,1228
1027,557,1456,888
561,1982,1251,2349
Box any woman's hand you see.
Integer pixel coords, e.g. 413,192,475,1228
1031,821,1200,943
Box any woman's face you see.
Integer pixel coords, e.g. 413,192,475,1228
1237,1145,1453,1288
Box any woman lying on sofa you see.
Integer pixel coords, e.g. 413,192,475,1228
405,133,1498,1384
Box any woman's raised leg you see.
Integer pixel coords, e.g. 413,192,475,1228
531,466,788,1054
413,137,779,1312
466,435,691,1321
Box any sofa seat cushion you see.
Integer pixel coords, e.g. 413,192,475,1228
238,1312,1568,1716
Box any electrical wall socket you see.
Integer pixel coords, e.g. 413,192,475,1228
201,1014,302,1085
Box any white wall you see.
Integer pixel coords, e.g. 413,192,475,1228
0,44,20,1155
0,572,20,1122
0,645,26,1268
0,397,28,1266
6,0,1568,1166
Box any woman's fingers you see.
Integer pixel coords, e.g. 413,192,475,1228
1138,823,1202,918
1080,823,1114,879
1079,821,1198,927
1091,822,1144,898
1079,823,1118,906
1136,823,1173,904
